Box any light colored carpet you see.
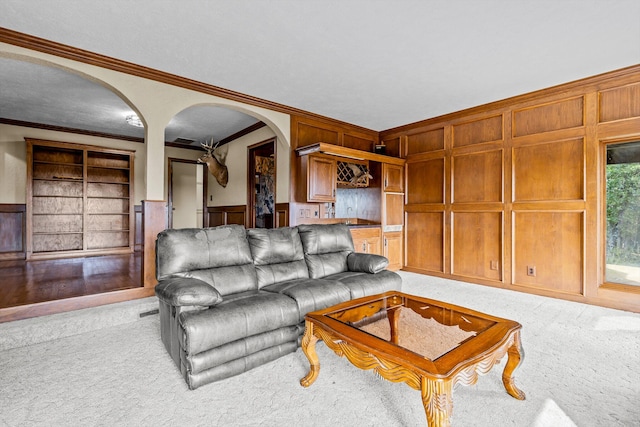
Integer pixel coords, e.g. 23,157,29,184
1,271,639,426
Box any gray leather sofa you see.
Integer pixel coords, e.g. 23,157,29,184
155,223,401,389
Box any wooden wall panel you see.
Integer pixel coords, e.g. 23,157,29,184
453,115,503,147
406,158,444,204
0,204,26,260
599,83,640,123
380,136,402,158
142,200,167,288
513,97,584,137
452,212,502,281
405,212,444,273
343,134,374,152
452,150,503,203
380,65,640,312
275,203,289,228
207,205,247,227
407,128,444,155
513,138,584,202
134,205,143,252
296,122,339,147
384,193,404,226
513,211,583,295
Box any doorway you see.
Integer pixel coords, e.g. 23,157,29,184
168,158,208,229
247,138,276,228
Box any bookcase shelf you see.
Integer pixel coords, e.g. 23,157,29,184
26,139,135,259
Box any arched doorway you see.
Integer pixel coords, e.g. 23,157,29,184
0,56,147,312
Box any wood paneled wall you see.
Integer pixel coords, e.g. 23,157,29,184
380,65,640,312
0,204,26,261
289,115,379,221
206,203,290,228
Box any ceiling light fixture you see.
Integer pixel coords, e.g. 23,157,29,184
125,114,143,127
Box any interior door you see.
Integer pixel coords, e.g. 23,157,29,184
169,159,206,229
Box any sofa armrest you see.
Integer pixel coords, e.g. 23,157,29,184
347,252,389,274
155,277,223,307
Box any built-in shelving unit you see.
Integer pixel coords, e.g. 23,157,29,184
26,139,134,259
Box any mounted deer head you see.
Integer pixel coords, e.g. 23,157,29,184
198,138,229,187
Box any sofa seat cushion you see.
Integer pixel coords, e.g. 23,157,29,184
178,290,300,355
263,278,351,322
247,227,309,288
325,270,402,299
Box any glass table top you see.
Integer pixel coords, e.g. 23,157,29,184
326,293,497,360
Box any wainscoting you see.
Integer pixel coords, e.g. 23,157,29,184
206,203,290,228
0,204,26,261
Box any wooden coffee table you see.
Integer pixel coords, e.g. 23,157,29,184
300,291,525,426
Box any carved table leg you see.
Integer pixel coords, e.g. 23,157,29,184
300,321,320,387
421,377,453,427
387,307,401,345
502,330,526,400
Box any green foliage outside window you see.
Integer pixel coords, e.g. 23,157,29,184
606,163,640,266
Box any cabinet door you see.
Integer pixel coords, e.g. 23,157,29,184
383,164,404,192
384,193,404,227
308,155,336,202
350,227,382,255
365,235,382,255
384,231,403,271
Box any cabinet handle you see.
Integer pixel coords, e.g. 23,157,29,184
384,238,388,247
384,178,388,188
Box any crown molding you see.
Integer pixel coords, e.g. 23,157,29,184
0,27,378,136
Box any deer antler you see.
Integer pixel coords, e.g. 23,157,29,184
198,137,229,188
200,137,219,153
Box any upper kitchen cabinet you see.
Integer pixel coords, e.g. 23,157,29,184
298,154,337,202
383,163,404,193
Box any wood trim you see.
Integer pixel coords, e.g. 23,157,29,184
247,137,277,228
142,200,167,288
296,142,405,165
381,64,640,136
0,286,155,323
0,118,146,143
0,204,26,260
220,122,267,146
0,27,377,136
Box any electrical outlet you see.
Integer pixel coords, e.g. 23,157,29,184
304,209,310,218
527,266,536,277
299,209,304,218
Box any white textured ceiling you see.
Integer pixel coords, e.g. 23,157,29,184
1,0,639,133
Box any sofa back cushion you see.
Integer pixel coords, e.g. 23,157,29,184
247,227,309,288
156,225,258,296
297,223,354,279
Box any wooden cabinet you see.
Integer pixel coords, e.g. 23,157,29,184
26,139,134,259
382,163,404,270
299,154,336,202
350,227,382,255
383,163,404,192
383,231,403,271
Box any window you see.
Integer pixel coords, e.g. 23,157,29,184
605,141,640,287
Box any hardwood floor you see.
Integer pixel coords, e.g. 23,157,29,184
0,253,142,309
